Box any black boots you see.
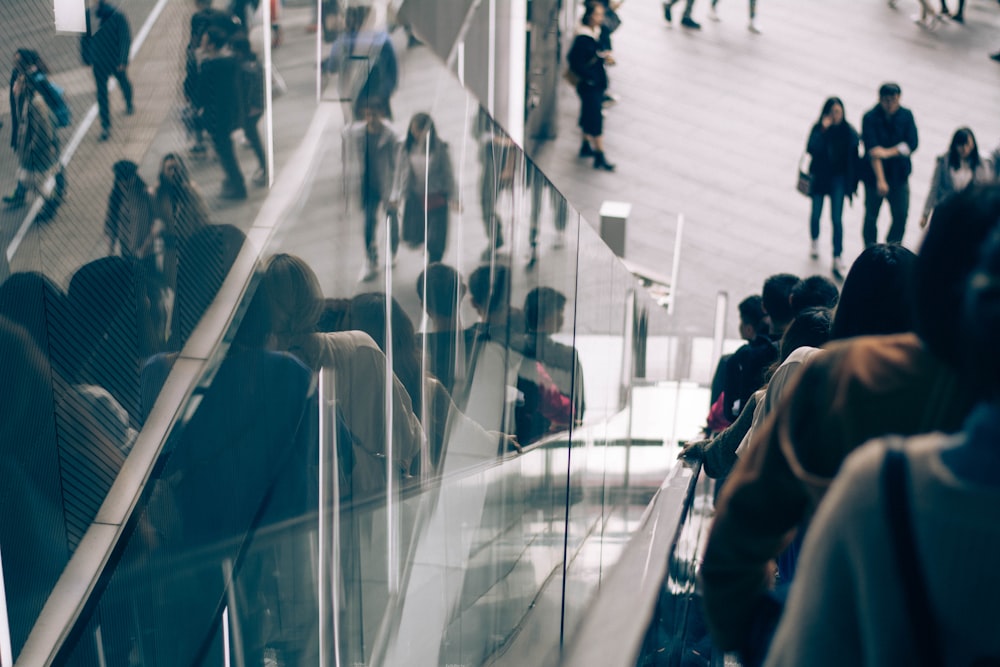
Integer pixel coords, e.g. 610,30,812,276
579,140,595,158
3,183,26,209
593,151,615,171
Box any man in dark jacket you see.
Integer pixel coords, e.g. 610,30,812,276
81,0,134,141
197,28,247,200
860,82,918,248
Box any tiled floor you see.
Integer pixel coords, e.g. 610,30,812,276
530,0,1000,338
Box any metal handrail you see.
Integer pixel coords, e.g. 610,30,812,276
557,459,705,667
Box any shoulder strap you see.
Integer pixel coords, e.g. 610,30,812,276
882,446,946,667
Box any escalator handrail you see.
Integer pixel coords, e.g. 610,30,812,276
557,459,705,667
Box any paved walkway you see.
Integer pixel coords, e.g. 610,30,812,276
7,0,1000,373
530,0,1000,338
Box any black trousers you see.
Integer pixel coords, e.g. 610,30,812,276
209,128,246,193
94,65,133,130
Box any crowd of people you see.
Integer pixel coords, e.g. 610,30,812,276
803,81,1000,280
680,184,1000,664
6,0,1000,664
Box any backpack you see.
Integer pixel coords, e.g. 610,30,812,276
30,72,71,128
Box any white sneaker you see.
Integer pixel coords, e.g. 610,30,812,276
810,239,819,260
832,256,846,279
708,6,720,21
748,18,761,33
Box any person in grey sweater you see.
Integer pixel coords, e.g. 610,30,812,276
389,113,457,264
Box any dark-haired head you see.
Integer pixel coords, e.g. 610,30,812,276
582,1,604,26
761,273,801,332
831,244,916,340
737,295,769,338
779,307,833,362
14,49,47,75
405,112,441,153
818,97,845,123
0,272,67,360
525,286,567,334
947,127,980,172
961,228,1000,401
915,184,1000,367
790,275,839,314
347,292,422,414
468,264,511,317
417,263,464,320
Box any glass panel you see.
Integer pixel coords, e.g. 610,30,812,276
4,1,691,664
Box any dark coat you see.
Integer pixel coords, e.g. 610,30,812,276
14,92,56,173
567,30,608,91
81,4,132,71
861,104,919,186
807,121,861,199
197,54,243,134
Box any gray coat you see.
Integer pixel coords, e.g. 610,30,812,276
390,140,456,203
922,153,995,218
341,120,398,205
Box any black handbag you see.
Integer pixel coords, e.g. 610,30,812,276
604,7,622,33
796,154,812,197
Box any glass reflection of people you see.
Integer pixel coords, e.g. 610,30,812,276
416,263,467,397
476,109,517,261
326,4,398,121
342,96,400,281
262,253,423,497
155,152,211,293
390,113,457,264
0,317,67,661
527,168,569,269
465,264,525,349
515,287,585,445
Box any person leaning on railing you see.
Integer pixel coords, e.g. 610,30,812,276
698,186,992,667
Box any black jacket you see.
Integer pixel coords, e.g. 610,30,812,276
861,104,919,186
197,54,243,134
807,121,861,198
567,30,608,91
81,4,132,70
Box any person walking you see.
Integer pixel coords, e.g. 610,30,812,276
342,97,399,281
805,97,860,279
708,0,761,33
568,2,615,172
920,127,995,229
231,37,268,187
390,113,457,264
196,28,247,200
3,71,57,211
154,153,210,292
664,0,702,29
860,82,918,248
6,49,67,216
81,0,134,142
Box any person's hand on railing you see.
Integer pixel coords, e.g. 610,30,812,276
677,439,708,464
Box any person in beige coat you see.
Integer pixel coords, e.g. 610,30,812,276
261,253,424,497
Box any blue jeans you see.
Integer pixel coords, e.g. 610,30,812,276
810,176,845,258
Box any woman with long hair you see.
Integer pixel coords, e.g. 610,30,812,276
567,2,615,171
155,153,210,291
920,127,994,229
261,253,424,495
390,112,456,263
805,96,859,279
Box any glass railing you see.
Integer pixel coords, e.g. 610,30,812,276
3,2,694,665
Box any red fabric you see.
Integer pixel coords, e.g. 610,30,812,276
706,392,733,435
